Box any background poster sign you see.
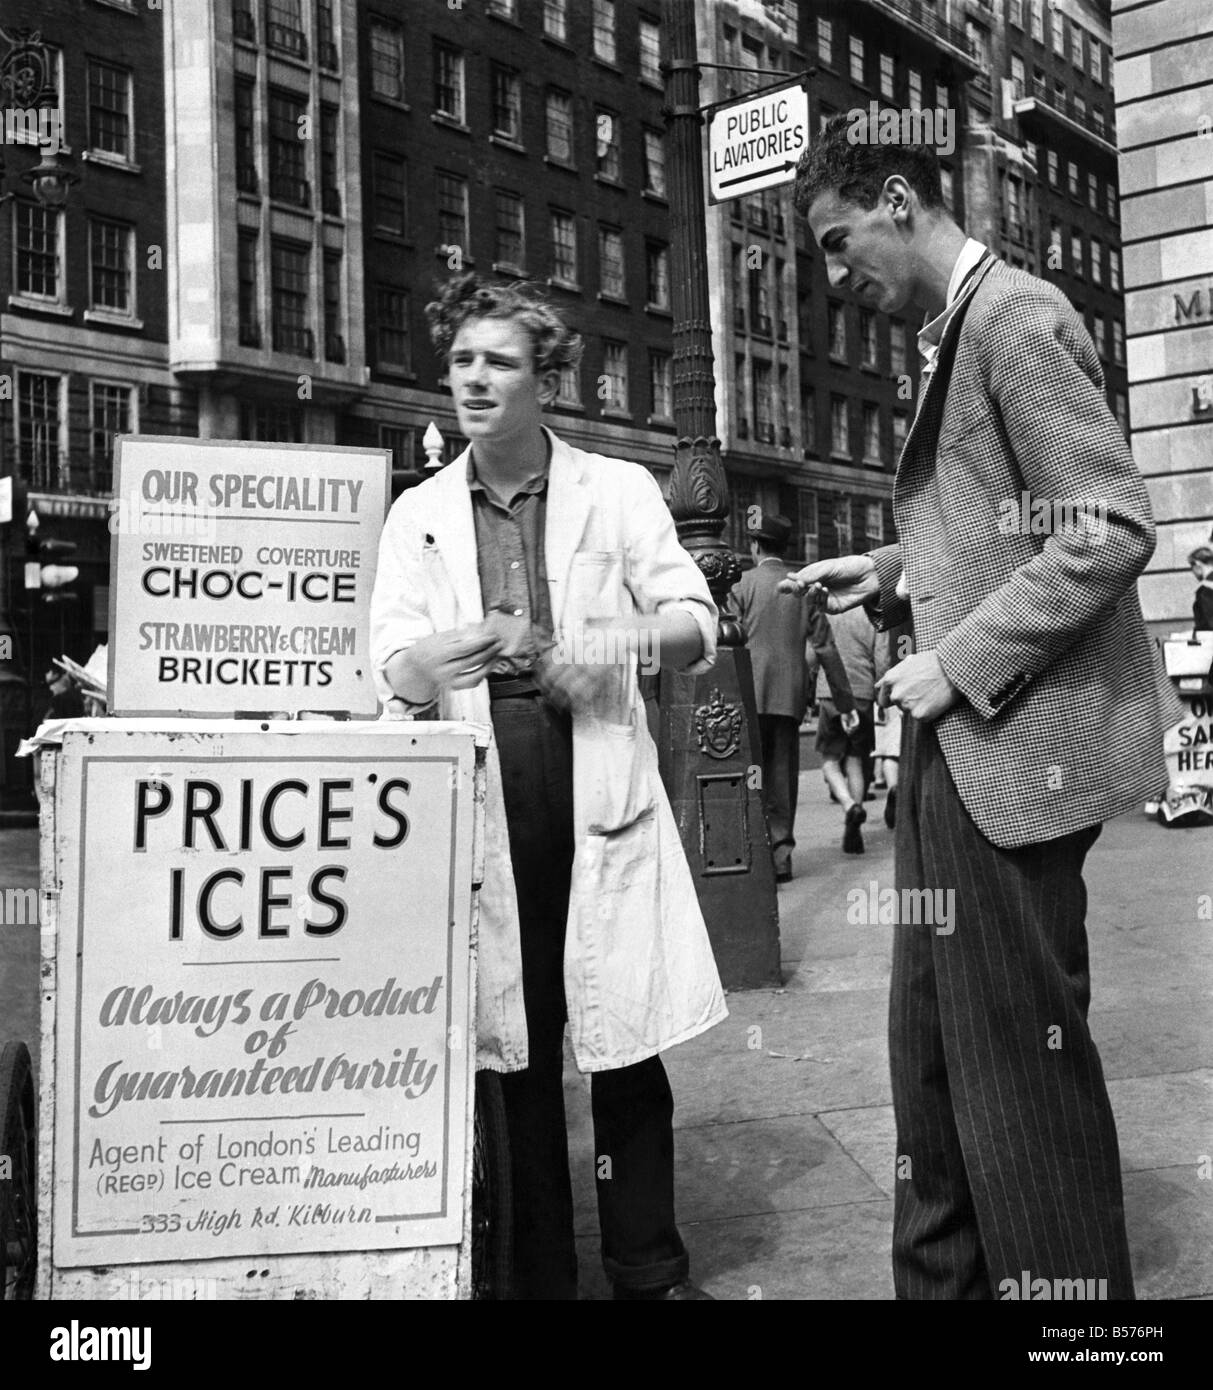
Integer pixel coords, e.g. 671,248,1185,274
108,437,391,717
52,723,478,1267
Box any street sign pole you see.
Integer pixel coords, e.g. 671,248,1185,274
657,0,780,987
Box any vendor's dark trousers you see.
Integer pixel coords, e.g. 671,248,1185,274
490,692,688,1300
758,713,800,873
891,716,1134,1300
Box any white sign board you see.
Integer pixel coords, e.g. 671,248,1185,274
708,81,809,203
1165,694,1213,788
108,437,390,717
51,722,479,1267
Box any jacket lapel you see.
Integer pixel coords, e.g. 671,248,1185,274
430,446,484,626
897,255,1000,477
543,428,593,632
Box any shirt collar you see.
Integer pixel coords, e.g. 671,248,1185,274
917,238,988,358
466,443,550,507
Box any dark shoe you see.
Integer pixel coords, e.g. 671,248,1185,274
774,854,792,883
842,804,866,855
614,1279,715,1301
884,788,897,829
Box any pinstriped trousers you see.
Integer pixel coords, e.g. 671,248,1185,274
890,716,1135,1300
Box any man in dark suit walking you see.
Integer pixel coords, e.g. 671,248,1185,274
731,511,853,882
782,114,1181,1300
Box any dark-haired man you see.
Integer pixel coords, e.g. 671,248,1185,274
370,275,725,1300
782,114,1179,1300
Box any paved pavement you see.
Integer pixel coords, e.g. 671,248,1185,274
1,751,1209,1301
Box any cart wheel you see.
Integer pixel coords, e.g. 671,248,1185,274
0,1041,37,1301
470,1069,513,1300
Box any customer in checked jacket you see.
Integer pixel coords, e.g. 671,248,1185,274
783,114,1181,1300
370,275,725,1300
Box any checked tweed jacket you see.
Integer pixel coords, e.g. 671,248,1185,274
869,256,1182,849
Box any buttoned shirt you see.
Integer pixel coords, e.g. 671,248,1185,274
917,237,988,394
467,451,555,676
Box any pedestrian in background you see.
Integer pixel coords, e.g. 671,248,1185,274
1188,545,1213,632
732,511,853,881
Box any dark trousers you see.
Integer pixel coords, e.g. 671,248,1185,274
890,716,1135,1300
758,713,800,872
490,693,688,1300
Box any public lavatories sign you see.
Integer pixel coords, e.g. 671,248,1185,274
51,722,480,1266
108,438,390,717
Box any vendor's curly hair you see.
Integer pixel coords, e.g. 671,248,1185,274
425,274,584,375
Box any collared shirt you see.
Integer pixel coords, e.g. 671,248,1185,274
467,450,555,676
916,237,988,392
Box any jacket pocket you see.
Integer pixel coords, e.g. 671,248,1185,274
574,718,657,834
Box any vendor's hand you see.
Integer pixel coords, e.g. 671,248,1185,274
389,626,504,702
841,708,861,734
876,651,960,722
778,555,879,613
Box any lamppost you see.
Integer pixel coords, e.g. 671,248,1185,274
0,28,80,807
656,0,781,987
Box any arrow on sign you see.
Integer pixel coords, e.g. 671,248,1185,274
718,160,798,189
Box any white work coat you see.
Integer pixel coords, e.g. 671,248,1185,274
369,428,728,1073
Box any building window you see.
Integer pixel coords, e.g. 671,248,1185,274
646,242,670,309
495,191,525,271
734,353,748,435
599,225,625,298
753,361,773,443
316,0,338,70
371,152,406,236
834,496,853,554
940,167,954,211
643,128,667,196
240,402,304,442
376,286,411,370
830,396,849,456
14,202,63,301
89,381,132,491
550,210,578,285
596,109,622,182
889,320,906,375
320,104,341,216
1112,320,1124,365
543,0,568,43
1009,0,1023,28
849,34,864,85
892,409,908,456
266,0,307,59
323,251,344,362
1067,160,1079,198
816,16,833,67
381,425,417,495
749,263,771,335
650,351,673,420
235,78,258,193
592,0,617,64
89,218,134,314
828,301,846,360
1051,7,1065,57
488,0,517,17
1091,238,1103,285
1070,229,1084,275
1030,0,1044,41
602,341,628,412
238,229,260,346
639,16,662,84
1092,312,1106,357
865,501,885,548
1010,54,1025,101
966,20,990,71
862,403,881,463
1110,247,1121,292
935,80,948,110
233,0,256,43
739,36,763,93
88,60,133,160
370,18,405,101
1050,218,1062,264
269,88,310,207
1089,35,1102,82
1114,392,1128,436
270,239,312,355
434,42,466,122
437,171,469,253
908,67,922,109
1106,185,1117,220
557,361,581,405
546,89,574,164
491,65,522,142
17,371,65,490
879,53,895,100
799,387,816,455
797,288,813,350
1047,149,1058,186
860,310,878,368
